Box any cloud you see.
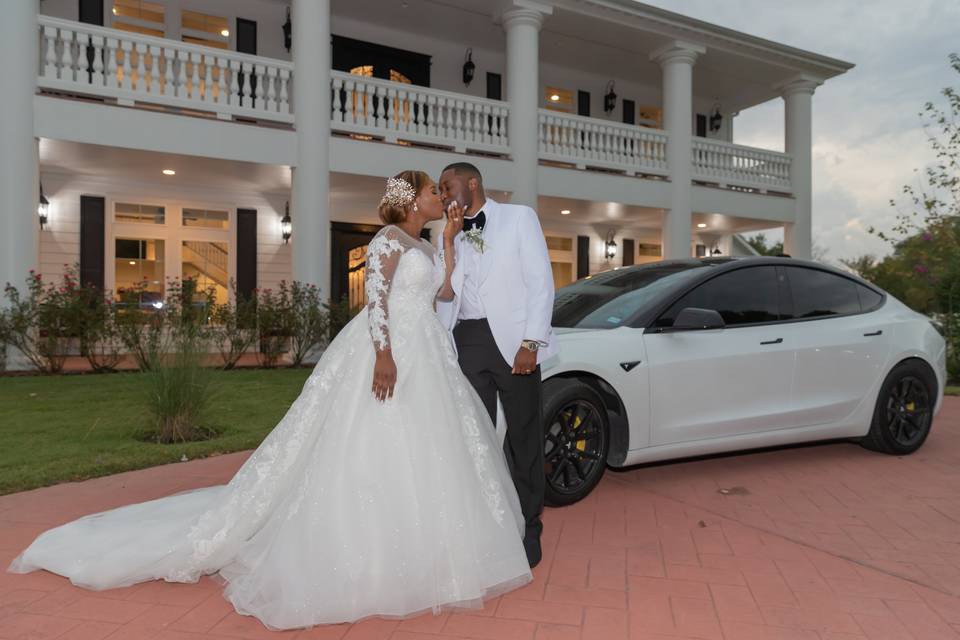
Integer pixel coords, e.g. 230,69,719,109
640,0,958,262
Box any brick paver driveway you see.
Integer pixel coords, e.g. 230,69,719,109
1,398,958,639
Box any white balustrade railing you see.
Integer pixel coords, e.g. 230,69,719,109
37,16,294,124
692,139,792,193
538,110,669,176
330,71,509,154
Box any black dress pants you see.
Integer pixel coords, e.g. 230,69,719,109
453,319,544,539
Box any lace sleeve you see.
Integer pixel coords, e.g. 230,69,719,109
365,227,405,352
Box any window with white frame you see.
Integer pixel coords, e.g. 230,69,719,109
115,202,165,225
115,238,165,308
111,0,166,37
546,235,575,288
181,10,230,49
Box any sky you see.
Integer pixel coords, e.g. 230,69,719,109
641,0,960,264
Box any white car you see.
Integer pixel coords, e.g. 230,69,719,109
541,257,947,505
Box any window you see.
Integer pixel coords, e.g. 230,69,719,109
545,87,574,112
182,241,229,304
622,99,635,125
546,236,575,289
638,105,663,128
115,202,165,225
785,267,863,319
857,285,885,312
182,10,230,49
115,238,164,307
553,263,708,329
111,0,165,37
658,266,781,327
183,208,229,230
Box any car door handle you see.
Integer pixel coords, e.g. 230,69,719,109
864,330,883,337
760,338,783,345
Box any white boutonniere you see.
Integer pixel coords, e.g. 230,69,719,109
464,228,488,254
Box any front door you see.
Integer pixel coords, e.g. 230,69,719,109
331,222,381,313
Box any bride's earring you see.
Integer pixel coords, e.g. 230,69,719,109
413,203,419,212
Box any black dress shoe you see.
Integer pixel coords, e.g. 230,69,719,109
523,534,542,568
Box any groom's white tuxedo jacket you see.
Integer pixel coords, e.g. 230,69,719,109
437,198,558,366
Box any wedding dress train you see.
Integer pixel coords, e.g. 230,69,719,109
9,225,532,630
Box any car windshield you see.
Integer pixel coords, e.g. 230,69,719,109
552,264,709,329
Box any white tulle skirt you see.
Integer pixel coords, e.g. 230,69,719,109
8,309,532,630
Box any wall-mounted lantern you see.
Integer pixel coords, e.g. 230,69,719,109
281,201,292,244
282,7,292,52
603,80,617,113
462,48,475,86
38,182,49,230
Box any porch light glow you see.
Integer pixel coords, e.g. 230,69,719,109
162,169,176,175
129,261,137,265
281,201,292,244
697,223,707,228
221,29,230,37
604,232,617,260
561,209,571,215
550,94,560,101
38,183,49,230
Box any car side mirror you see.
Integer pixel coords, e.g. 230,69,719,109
672,307,725,331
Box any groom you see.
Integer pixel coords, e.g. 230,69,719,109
437,162,556,568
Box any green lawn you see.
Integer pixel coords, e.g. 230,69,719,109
948,385,960,396
0,368,312,495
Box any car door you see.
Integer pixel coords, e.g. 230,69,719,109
782,266,892,427
643,265,796,446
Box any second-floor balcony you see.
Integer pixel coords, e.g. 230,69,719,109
37,15,793,196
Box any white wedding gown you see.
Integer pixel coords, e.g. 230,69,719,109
8,225,532,630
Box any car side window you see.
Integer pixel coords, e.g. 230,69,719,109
656,266,781,327
785,267,862,319
857,284,884,312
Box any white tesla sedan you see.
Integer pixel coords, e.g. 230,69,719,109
541,257,947,505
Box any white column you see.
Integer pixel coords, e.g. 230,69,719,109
291,0,331,292
499,1,551,209
779,75,820,260
0,1,39,293
650,41,704,260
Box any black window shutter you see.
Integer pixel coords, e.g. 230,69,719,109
577,90,590,117
236,18,257,55
236,209,258,300
622,99,635,125
622,238,635,267
486,73,502,100
79,0,104,25
576,235,590,279
696,114,707,137
79,195,105,291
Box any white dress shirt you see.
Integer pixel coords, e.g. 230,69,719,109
457,209,487,321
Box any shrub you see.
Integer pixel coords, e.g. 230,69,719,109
282,280,330,367
255,286,287,368
210,280,258,370
2,269,79,374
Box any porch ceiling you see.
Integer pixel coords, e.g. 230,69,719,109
332,0,852,114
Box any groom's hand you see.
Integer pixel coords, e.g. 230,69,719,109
512,346,538,376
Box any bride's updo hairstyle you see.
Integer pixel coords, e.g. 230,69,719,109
378,170,431,225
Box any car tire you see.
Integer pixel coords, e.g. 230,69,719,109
542,379,610,507
860,360,937,455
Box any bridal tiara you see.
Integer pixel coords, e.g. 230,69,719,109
380,177,416,208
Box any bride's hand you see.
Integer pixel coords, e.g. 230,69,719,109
372,349,397,401
444,201,465,245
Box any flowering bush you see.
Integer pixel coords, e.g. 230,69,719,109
3,268,82,374
210,280,258,370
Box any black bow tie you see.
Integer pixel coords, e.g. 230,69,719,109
463,210,486,232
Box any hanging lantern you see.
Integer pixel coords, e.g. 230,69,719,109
282,7,292,52
38,182,49,230
604,231,617,260
462,48,475,86
709,102,723,132
603,80,617,113
281,201,292,244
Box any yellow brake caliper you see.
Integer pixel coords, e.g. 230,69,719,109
574,413,586,451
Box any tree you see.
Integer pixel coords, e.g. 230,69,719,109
744,233,784,256
864,53,960,381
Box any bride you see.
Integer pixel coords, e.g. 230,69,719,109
8,170,533,630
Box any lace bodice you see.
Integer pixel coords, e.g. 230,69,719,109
365,225,444,352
